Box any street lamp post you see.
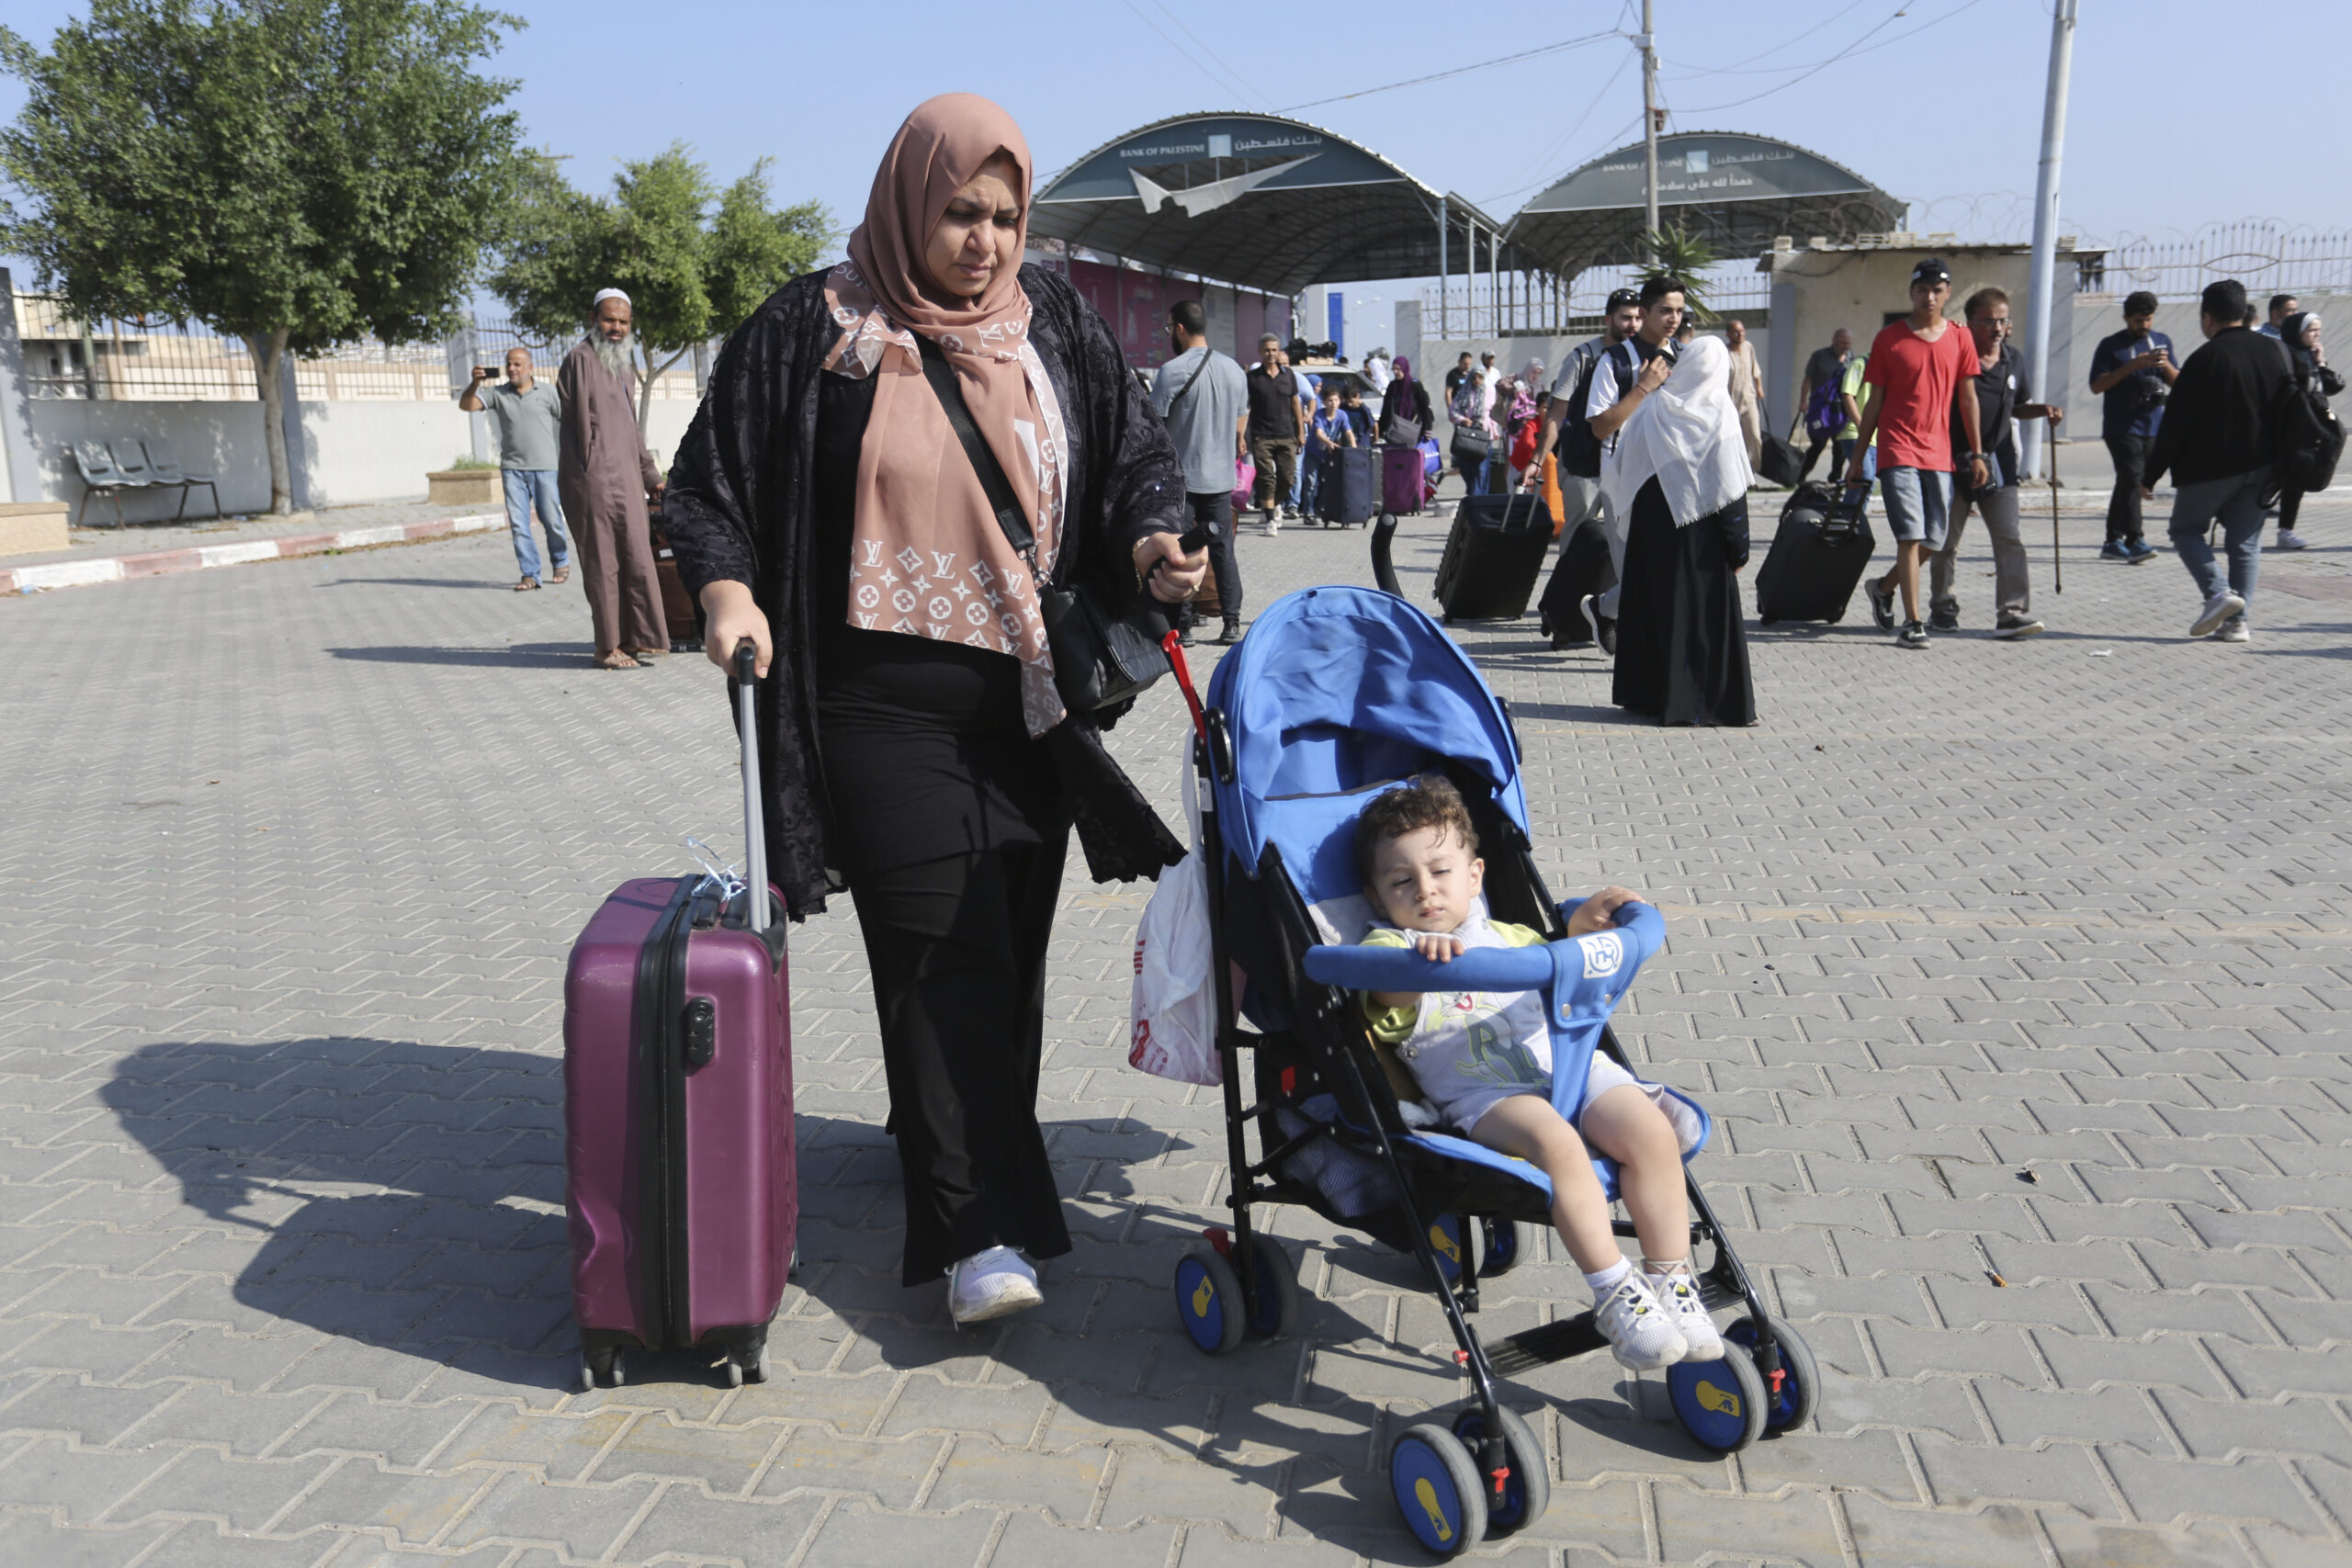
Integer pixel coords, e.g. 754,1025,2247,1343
1640,0,1659,259
2021,0,2078,482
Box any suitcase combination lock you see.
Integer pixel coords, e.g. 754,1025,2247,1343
681,998,718,1069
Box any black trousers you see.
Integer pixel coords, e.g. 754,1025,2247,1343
1186,490,1243,616
2104,434,2149,542
851,835,1073,1284
1796,429,1833,480
2278,486,2306,536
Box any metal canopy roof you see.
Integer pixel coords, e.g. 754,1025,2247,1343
1031,113,1510,297
1507,131,1902,274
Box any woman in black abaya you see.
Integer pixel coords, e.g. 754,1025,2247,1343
1602,335,1757,727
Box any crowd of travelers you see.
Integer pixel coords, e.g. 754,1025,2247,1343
520,88,2341,1394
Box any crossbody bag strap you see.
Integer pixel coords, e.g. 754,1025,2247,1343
915,334,1036,560
1162,352,1211,414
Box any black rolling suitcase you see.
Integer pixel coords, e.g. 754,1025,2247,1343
1318,446,1377,526
1537,513,1616,645
1754,481,1875,625
1433,491,1555,621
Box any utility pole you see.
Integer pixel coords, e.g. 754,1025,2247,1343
1640,0,1659,260
2021,0,2077,483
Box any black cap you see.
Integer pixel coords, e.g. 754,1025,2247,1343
1605,287,1642,310
1911,256,1952,286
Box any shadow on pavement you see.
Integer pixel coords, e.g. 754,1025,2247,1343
325,642,594,669
107,1037,579,1388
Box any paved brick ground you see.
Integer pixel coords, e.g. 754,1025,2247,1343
1,491,2347,1567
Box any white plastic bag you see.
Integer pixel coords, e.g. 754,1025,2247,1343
1129,737,1220,1086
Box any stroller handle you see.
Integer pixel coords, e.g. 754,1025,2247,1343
1303,901,1664,998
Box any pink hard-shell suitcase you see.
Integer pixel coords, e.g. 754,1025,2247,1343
563,642,795,1388
1380,445,1425,516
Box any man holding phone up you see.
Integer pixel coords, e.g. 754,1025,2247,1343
460,345,571,591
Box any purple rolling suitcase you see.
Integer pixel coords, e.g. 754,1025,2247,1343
1381,444,1425,516
564,643,795,1389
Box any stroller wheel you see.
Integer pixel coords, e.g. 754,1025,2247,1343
1666,1339,1770,1452
1238,1234,1300,1340
1725,1314,1818,1432
1389,1422,1487,1557
1478,1218,1535,1278
1173,1243,1247,1355
1449,1403,1549,1537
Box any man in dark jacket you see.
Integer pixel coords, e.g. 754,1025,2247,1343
2144,279,2294,644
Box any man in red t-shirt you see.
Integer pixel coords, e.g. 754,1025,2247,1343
1846,258,1989,648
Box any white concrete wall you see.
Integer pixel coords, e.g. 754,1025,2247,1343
30,399,276,521
27,393,707,523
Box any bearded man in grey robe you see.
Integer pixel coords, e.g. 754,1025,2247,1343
558,288,668,669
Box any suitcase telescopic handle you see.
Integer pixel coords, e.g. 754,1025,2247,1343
732,639,770,931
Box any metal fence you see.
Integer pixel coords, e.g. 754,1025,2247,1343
1420,261,1773,338
2078,224,2352,303
13,292,710,402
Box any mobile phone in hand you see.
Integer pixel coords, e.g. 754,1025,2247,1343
1173,522,1215,554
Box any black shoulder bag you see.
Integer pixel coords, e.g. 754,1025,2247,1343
916,336,1170,716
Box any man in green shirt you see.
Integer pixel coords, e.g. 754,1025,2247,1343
1833,352,1875,480
460,345,571,591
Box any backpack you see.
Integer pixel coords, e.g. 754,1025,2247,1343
1560,342,1639,479
1804,372,1844,439
2272,377,2346,493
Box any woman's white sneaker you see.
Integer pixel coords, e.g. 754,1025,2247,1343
1594,1271,1687,1371
1645,1262,1725,1359
946,1246,1042,1325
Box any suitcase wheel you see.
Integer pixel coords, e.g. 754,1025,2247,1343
582,1347,624,1390
718,1351,744,1390
746,1339,772,1384
1758,617,1778,626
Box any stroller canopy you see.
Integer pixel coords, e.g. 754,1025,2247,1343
1206,586,1531,905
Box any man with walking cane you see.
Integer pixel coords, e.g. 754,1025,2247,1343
1926,287,2064,638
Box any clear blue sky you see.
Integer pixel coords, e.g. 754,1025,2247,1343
5,0,2346,329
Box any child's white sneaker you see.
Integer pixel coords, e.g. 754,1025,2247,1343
946,1245,1042,1325
1645,1261,1725,1359
1594,1270,1687,1371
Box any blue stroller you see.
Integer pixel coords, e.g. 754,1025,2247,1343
1170,585,1818,1558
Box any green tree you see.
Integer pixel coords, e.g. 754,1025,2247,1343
1635,222,1723,321
0,0,529,513
488,145,829,424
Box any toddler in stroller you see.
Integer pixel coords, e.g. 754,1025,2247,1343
1162,584,1818,1559
1352,776,1721,1373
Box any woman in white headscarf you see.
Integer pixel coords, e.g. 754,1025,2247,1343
1600,335,1757,726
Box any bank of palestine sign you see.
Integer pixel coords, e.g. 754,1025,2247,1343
1040,117,1407,217
1525,132,1874,213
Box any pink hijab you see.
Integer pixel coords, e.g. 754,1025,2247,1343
822,94,1070,736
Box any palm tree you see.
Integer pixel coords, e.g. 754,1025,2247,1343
1635,222,1722,321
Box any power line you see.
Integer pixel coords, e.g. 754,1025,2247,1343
1479,52,1640,209
1279,31,1621,114
1667,0,1996,114
1119,0,1258,109
1140,0,1270,109
1657,0,1881,73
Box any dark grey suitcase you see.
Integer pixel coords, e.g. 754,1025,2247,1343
1433,491,1555,621
1754,481,1875,625
1318,446,1377,526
